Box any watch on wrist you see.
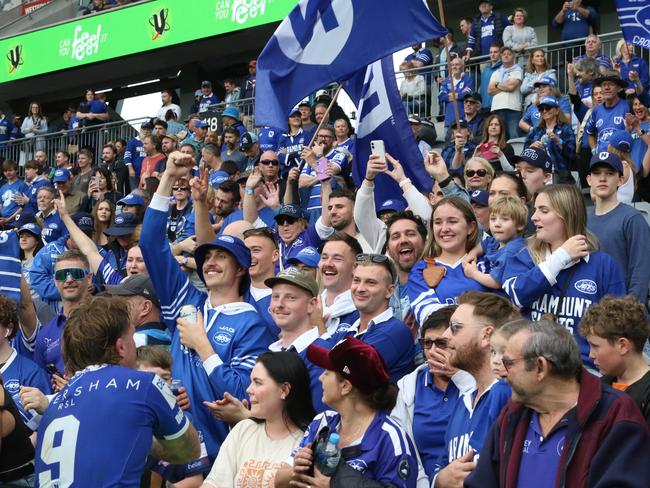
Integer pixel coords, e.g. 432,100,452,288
244,187,255,195
439,175,453,188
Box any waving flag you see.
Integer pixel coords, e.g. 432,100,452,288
255,0,447,130
346,57,432,202
616,0,650,49
0,231,21,303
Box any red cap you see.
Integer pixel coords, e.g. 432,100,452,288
307,337,390,394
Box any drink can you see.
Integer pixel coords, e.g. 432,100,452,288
179,304,197,324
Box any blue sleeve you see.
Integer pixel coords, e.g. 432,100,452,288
637,58,650,88
467,22,477,51
140,202,205,332
373,423,419,487
585,109,597,135
124,140,135,165
602,254,627,297
406,260,443,326
439,79,450,103
146,374,191,440
29,246,60,302
97,254,122,286
25,363,52,395
501,249,552,308
622,213,650,302
207,316,274,399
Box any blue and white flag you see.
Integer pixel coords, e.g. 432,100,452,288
0,231,21,303
616,0,650,49
346,57,432,202
255,0,447,130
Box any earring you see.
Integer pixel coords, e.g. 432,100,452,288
281,394,286,400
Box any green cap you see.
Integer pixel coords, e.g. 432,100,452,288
265,267,319,297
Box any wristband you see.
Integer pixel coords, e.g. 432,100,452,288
398,178,412,189
244,187,255,195
439,175,453,188
364,177,374,183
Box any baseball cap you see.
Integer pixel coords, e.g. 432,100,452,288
288,105,301,117
103,212,137,237
287,246,320,268
222,107,241,121
209,170,230,189
377,199,407,215
72,212,94,232
298,100,311,108
533,76,557,88
462,92,483,103
307,337,390,394
606,129,633,153
516,146,552,172
52,168,71,183
274,204,305,221
194,234,251,284
239,132,259,151
537,96,559,108
140,122,153,131
103,274,160,309
194,120,209,129
201,80,212,87
469,190,489,207
589,151,624,175
118,193,145,207
18,222,41,237
455,119,469,129
265,267,319,297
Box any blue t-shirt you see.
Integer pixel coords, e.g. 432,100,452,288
124,137,147,178
195,94,220,113
300,149,347,211
502,249,626,366
258,126,283,153
296,411,418,487
552,7,596,41
0,179,28,218
41,211,67,245
413,368,460,479
585,98,629,142
482,235,526,285
436,379,511,472
34,313,67,375
631,121,649,169
0,116,16,144
34,365,190,487
516,411,569,488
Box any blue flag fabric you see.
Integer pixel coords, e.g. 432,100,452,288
255,0,447,130
346,57,432,201
616,0,650,49
0,231,21,303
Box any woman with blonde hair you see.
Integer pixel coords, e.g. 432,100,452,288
502,184,626,368
474,114,516,171
463,157,494,191
613,39,649,99
502,8,538,58
406,196,490,326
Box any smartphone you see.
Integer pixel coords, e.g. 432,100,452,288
316,157,329,181
370,140,386,161
45,363,63,377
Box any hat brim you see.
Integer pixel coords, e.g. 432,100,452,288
593,76,628,89
117,199,144,207
286,257,318,268
103,284,160,308
18,228,41,237
194,241,250,284
264,276,316,296
103,226,136,236
306,343,335,371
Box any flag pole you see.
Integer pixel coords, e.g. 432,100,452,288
436,0,461,133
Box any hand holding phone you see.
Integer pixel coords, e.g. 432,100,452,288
370,140,386,162
316,158,330,181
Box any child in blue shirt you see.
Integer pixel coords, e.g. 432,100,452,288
463,195,527,289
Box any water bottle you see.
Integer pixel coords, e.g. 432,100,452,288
540,134,550,149
315,433,341,476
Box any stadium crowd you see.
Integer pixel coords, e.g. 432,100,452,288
0,1,650,487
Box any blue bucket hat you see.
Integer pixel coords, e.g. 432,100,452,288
222,107,241,121
194,234,251,286
287,246,320,268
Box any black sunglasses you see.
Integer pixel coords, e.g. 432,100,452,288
538,105,556,112
260,159,279,166
465,169,488,178
419,338,449,350
172,186,190,191
54,268,89,281
276,216,299,226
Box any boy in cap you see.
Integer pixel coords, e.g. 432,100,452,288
515,146,552,196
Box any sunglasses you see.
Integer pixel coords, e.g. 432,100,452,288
355,253,396,282
260,159,279,166
276,216,299,226
448,320,488,335
465,169,488,178
538,105,556,112
463,99,478,104
172,186,190,191
54,268,89,281
419,338,449,350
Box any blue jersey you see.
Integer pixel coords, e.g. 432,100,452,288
26,177,53,215
40,211,66,245
439,74,474,127
195,93,220,113
279,128,312,175
412,368,460,480
0,179,28,218
617,56,650,92
124,137,146,178
296,411,418,487
482,235,525,285
34,313,66,374
0,116,16,144
631,121,649,169
574,81,593,122
34,365,190,487
258,126,282,152
140,197,275,458
552,7,596,41
502,249,626,366
585,99,629,143
247,287,279,337
407,257,491,327
300,149,347,211
30,239,68,306
436,379,511,473
573,53,612,71
274,221,331,271
0,230,21,303
327,309,416,383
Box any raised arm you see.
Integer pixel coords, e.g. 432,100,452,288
243,168,263,224
190,168,215,244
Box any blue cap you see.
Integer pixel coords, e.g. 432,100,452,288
288,105,301,117
274,204,305,221
209,170,230,189
104,212,137,236
194,235,251,285
516,146,551,172
72,212,94,232
201,80,212,87
589,151,624,175
118,193,145,207
377,198,407,215
18,222,41,237
534,76,557,87
469,189,489,207
239,132,259,151
287,246,320,268
52,168,71,183
194,120,208,128
8,211,36,229
606,129,633,153
538,96,559,108
222,107,241,121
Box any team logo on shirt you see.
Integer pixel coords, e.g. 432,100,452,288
574,279,597,295
149,8,170,40
347,458,368,472
398,459,410,480
6,44,23,74
214,333,232,344
4,379,19,394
